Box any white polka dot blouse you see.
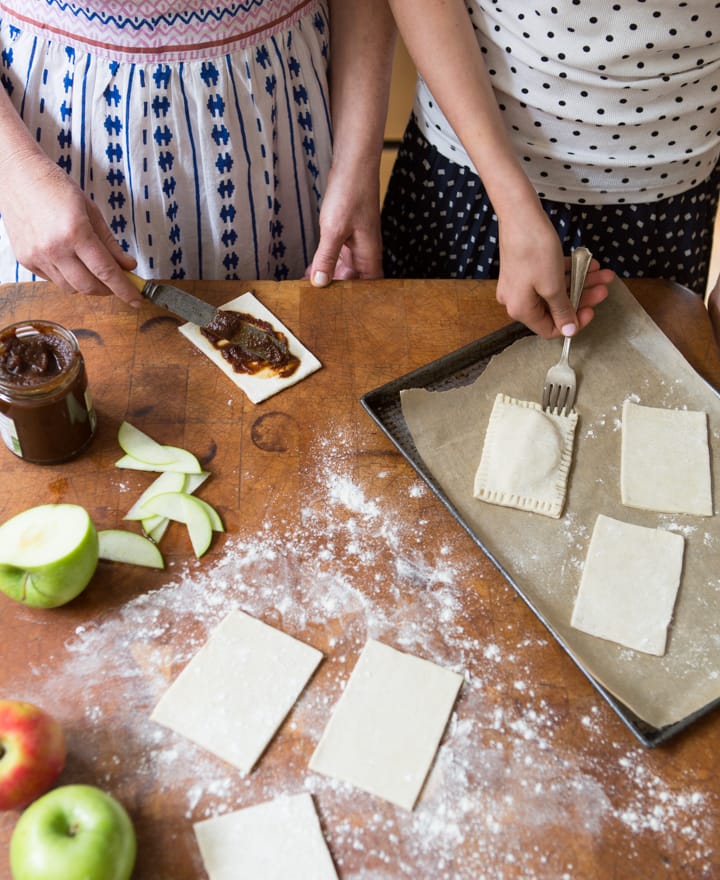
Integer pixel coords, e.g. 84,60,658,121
414,1,720,204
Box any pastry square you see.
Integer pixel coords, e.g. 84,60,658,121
150,610,322,773
194,794,338,880
621,400,713,516
473,393,578,518
571,514,685,656
179,292,321,404
309,639,463,810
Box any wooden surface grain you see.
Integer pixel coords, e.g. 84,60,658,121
0,278,718,880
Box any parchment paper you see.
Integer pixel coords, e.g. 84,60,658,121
401,280,720,730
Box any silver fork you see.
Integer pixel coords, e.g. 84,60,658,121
541,246,593,414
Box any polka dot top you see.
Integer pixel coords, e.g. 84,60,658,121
414,1,720,204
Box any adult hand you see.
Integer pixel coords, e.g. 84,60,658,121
496,209,614,338
0,149,142,306
307,165,384,286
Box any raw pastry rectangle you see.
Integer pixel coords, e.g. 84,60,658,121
473,393,578,518
570,514,685,656
193,793,338,880
621,400,713,516
150,610,322,773
309,639,463,810
179,292,322,404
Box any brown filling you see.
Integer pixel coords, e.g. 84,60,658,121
0,326,74,388
201,310,299,378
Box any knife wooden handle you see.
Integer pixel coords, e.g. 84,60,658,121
125,271,148,295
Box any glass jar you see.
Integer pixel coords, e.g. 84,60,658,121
0,320,97,464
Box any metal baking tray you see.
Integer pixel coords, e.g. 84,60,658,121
360,323,719,747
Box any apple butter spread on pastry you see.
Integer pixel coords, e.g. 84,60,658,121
200,310,299,378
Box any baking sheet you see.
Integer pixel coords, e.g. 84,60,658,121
361,281,720,746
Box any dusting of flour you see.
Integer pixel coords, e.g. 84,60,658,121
22,430,716,879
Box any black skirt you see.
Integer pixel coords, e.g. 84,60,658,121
382,117,720,296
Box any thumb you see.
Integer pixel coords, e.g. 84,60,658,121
545,290,579,338
309,231,346,287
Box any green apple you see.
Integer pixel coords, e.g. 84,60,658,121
9,784,136,880
0,505,98,608
0,701,66,811
97,530,164,569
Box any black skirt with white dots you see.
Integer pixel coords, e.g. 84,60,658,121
381,117,720,296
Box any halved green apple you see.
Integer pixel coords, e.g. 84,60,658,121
0,505,98,608
98,530,164,569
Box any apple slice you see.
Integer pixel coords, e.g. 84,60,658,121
98,530,164,569
117,421,178,465
117,421,175,465
142,516,169,544
115,421,202,474
185,472,211,493
0,504,98,608
115,448,202,474
192,497,224,532
140,493,214,558
124,471,187,521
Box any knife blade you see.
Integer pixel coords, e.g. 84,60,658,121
126,272,289,360
127,272,218,326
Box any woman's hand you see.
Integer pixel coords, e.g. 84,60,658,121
0,149,142,305
496,206,614,338
307,163,383,285
308,0,394,287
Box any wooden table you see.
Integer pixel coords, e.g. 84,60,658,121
0,278,718,880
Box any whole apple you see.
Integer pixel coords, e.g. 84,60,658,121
0,504,98,608
0,701,66,811
9,784,137,880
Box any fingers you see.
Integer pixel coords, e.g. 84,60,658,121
498,261,616,339
309,234,383,286
309,234,346,287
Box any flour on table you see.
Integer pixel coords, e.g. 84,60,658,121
194,793,337,880
150,610,322,774
15,429,714,879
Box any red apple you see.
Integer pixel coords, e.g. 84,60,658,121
0,700,66,811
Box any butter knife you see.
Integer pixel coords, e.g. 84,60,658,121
126,272,289,359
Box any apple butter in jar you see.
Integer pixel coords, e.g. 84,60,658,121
0,321,97,464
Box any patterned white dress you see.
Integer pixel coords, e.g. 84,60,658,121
0,0,332,282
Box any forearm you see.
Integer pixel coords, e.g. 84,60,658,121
328,0,396,182
0,85,55,207
386,0,538,217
